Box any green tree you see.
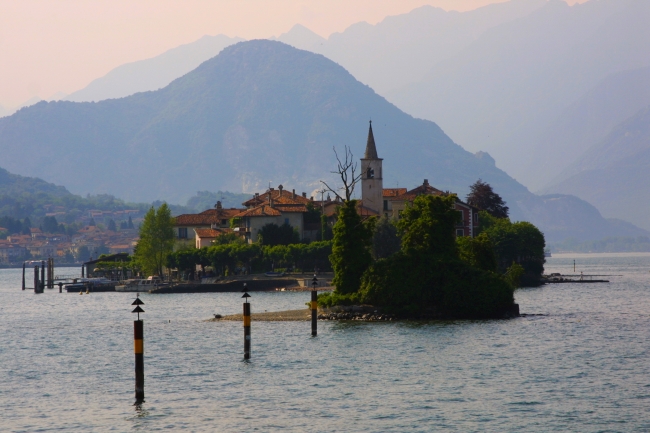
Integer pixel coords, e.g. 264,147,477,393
134,204,175,276
330,200,374,294
127,216,134,229
398,194,460,259
88,217,96,226
355,194,514,318
457,232,498,272
479,211,546,284
258,223,299,246
22,217,32,234
213,232,245,245
372,216,400,259
107,219,117,231
42,216,59,233
466,179,509,218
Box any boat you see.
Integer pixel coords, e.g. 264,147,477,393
264,272,286,277
64,278,117,292
115,276,168,292
544,250,552,257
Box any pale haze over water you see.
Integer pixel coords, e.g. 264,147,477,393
1,253,649,431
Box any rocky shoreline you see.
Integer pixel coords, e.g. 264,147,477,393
210,303,519,322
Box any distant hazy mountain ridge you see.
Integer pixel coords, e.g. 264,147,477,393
0,40,645,242
542,106,650,230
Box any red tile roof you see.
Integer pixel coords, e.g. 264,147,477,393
194,228,233,238
243,188,311,207
175,208,244,226
234,205,283,218
274,204,308,213
383,188,407,197
394,183,446,201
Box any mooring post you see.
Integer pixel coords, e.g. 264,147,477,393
58,282,63,293
132,295,145,403
22,262,26,290
311,275,318,337
50,258,54,288
33,266,39,293
81,264,85,278
46,258,51,289
242,283,251,360
40,261,45,291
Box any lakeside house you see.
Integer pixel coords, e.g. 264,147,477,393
174,202,243,244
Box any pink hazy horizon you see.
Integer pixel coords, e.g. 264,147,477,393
0,0,588,108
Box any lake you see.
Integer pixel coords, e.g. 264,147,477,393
1,253,649,432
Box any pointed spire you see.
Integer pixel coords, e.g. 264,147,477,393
364,120,379,159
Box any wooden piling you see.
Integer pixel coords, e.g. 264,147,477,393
58,282,63,293
311,290,318,337
134,320,145,402
40,261,45,291
243,302,251,360
22,263,25,290
33,266,39,293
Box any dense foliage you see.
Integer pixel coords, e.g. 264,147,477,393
371,216,400,260
330,200,374,295
167,241,332,278
134,204,176,276
478,211,546,285
321,195,516,319
258,223,300,246
466,179,509,218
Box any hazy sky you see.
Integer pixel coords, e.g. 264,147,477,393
0,0,586,108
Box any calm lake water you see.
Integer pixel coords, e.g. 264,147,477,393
1,253,649,432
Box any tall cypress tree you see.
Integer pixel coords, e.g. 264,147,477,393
330,200,374,294
134,204,175,276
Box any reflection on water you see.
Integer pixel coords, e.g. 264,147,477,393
1,255,650,432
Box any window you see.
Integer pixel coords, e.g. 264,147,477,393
456,229,464,237
221,219,227,225
398,210,403,219
456,210,464,227
383,200,388,211
474,213,478,223
367,167,374,179
284,218,290,225
178,228,188,239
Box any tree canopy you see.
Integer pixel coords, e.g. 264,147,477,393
134,204,175,276
330,200,374,295
466,179,509,218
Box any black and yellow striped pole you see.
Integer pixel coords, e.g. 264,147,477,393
242,283,251,360
311,275,318,336
132,295,145,403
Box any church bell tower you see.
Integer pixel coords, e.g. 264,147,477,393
360,121,383,214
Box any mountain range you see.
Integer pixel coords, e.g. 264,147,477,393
0,40,645,242
542,105,650,231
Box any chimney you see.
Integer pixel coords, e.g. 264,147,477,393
310,196,314,201
423,179,429,186
215,201,222,210
292,189,296,199
278,184,283,196
302,192,307,198
327,194,331,202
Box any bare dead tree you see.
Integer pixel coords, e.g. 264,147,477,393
320,146,362,202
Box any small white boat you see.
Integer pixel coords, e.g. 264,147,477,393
115,276,167,292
